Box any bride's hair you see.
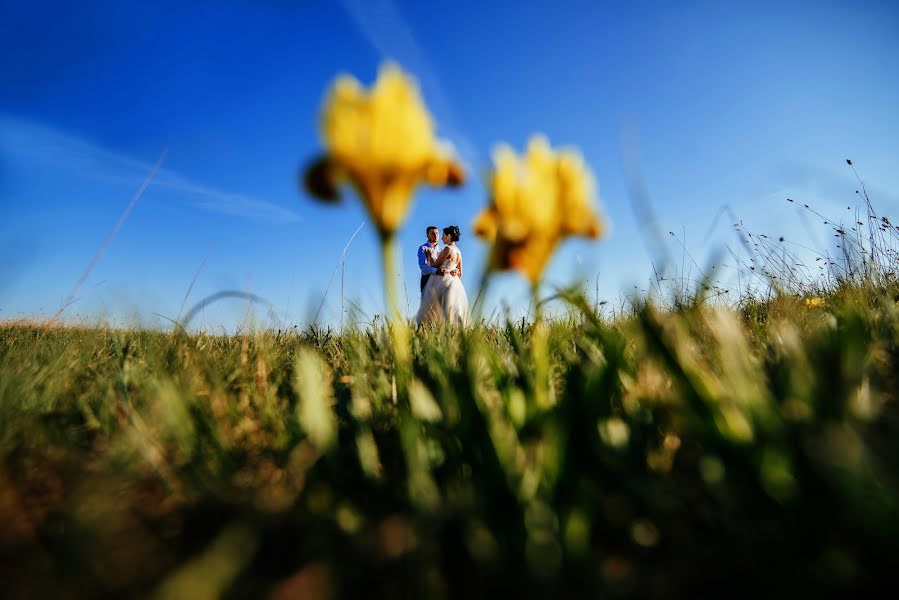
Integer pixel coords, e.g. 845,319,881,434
443,225,461,242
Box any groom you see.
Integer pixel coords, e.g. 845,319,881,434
417,225,456,293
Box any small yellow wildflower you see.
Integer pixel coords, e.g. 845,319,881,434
804,297,826,309
304,62,464,238
473,135,605,283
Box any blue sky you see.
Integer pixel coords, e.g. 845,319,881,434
2,0,898,330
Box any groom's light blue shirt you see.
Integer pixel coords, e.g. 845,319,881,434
418,242,438,275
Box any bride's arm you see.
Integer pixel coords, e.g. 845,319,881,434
457,256,463,278
429,246,450,267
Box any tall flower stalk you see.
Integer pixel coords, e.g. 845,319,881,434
473,135,606,407
303,63,464,375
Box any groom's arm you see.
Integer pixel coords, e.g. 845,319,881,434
418,246,437,274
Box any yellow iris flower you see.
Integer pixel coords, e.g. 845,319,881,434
304,62,464,238
473,135,605,283
804,297,826,308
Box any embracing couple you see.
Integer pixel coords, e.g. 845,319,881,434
415,225,470,326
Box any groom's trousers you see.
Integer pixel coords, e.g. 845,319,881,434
420,274,431,294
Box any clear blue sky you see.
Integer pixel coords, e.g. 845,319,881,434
2,0,898,330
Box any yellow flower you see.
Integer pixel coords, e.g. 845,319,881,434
304,62,464,238
804,297,826,308
473,135,605,283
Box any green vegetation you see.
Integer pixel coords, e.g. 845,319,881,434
2,280,898,598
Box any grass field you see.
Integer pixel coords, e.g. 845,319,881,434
2,277,899,598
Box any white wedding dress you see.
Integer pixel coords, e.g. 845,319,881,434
416,245,470,326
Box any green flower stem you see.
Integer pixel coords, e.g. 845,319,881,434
531,281,552,411
380,233,411,388
472,257,493,322
380,233,401,322
531,281,542,325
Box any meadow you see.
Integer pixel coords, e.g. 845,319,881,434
2,275,899,598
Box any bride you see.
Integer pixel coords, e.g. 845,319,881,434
416,225,469,326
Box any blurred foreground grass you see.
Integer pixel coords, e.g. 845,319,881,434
2,284,899,598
